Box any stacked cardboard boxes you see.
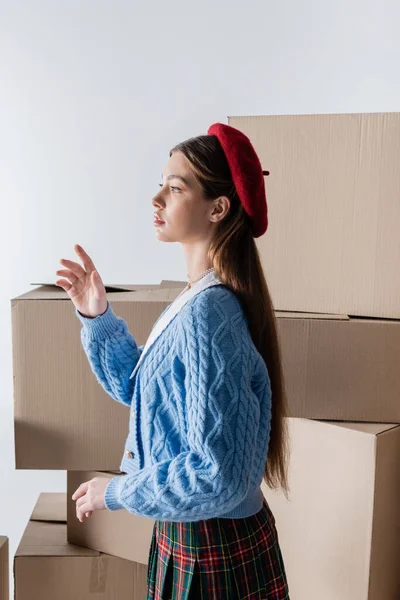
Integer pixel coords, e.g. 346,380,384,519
229,112,400,600
14,493,148,599
11,283,185,599
11,112,400,599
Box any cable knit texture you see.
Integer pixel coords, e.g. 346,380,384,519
75,284,272,522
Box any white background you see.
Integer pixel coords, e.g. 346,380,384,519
1,0,399,595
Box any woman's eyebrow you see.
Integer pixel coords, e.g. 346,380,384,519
161,173,191,186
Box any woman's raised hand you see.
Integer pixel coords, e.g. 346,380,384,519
55,244,108,318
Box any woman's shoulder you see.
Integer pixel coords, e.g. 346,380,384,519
191,283,243,314
179,284,246,333
176,283,260,367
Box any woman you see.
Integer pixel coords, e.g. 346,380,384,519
56,122,291,599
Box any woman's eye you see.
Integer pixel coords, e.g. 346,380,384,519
157,183,181,193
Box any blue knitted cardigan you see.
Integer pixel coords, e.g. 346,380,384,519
75,283,272,522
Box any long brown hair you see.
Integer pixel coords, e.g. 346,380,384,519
170,133,290,497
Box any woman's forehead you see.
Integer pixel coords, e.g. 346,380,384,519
162,152,195,185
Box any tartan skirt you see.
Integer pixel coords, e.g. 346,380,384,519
146,497,290,600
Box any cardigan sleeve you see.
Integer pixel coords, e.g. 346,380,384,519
104,288,268,521
75,301,144,407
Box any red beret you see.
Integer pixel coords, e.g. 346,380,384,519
207,122,269,238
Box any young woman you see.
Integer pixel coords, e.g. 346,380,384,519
56,122,290,599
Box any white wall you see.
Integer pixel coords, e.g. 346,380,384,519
1,0,399,595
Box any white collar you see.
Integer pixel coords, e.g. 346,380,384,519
129,271,223,380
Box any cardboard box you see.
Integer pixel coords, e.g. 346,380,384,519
11,282,183,470
261,418,400,600
14,492,148,600
159,279,187,288
67,471,155,564
229,112,400,319
278,311,400,422
12,281,400,473
0,536,9,600
165,285,400,423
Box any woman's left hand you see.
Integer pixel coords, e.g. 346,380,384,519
72,476,109,522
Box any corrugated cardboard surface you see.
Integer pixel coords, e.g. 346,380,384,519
261,418,400,600
67,471,155,564
277,313,400,422
368,424,400,599
159,279,187,288
11,283,183,470
0,537,8,600
14,493,148,599
229,112,400,319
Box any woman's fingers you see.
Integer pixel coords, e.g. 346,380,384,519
74,244,96,274
59,258,86,278
56,269,78,282
58,245,97,282
55,279,72,290
72,481,89,500
77,505,93,522
77,504,87,522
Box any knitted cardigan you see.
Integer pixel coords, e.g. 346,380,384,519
75,282,272,522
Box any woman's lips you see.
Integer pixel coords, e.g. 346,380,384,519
154,217,165,225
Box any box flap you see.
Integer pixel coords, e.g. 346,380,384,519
275,311,400,323
12,283,179,302
29,282,158,292
320,421,399,436
30,493,66,523
276,311,349,320
16,493,99,558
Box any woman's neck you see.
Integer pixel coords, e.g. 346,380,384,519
183,243,213,283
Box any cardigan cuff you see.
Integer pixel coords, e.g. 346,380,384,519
104,474,127,511
75,301,123,341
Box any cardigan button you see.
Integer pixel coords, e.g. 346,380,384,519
125,450,134,459
131,410,135,419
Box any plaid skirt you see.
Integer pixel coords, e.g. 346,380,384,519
146,497,290,600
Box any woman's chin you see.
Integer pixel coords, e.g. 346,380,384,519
155,226,174,242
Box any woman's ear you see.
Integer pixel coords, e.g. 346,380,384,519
210,196,230,224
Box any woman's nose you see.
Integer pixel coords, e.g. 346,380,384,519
152,192,164,209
